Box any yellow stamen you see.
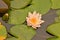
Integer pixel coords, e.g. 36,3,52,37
30,18,37,24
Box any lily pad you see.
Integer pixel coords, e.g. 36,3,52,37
10,25,36,40
0,24,7,40
47,37,60,40
30,0,51,14
8,10,28,24
11,0,31,9
47,23,60,37
51,0,60,9
6,37,18,40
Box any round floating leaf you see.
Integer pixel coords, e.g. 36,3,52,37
30,0,51,14
47,23,60,37
47,37,60,40
8,10,28,24
11,0,31,9
51,0,60,9
0,24,7,40
10,25,36,40
6,37,18,40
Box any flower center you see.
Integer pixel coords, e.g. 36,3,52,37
30,17,37,25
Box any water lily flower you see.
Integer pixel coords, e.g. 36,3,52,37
26,11,44,29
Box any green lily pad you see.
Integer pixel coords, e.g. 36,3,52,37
47,37,60,40
51,0,60,9
8,10,28,24
6,37,18,40
10,25,36,40
30,0,51,14
11,0,31,9
0,24,7,40
47,23,60,37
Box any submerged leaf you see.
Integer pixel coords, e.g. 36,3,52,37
56,10,60,17
55,17,60,23
55,10,60,23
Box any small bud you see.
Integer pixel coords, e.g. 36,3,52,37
2,13,9,21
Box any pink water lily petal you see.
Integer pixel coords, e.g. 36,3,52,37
26,11,44,29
